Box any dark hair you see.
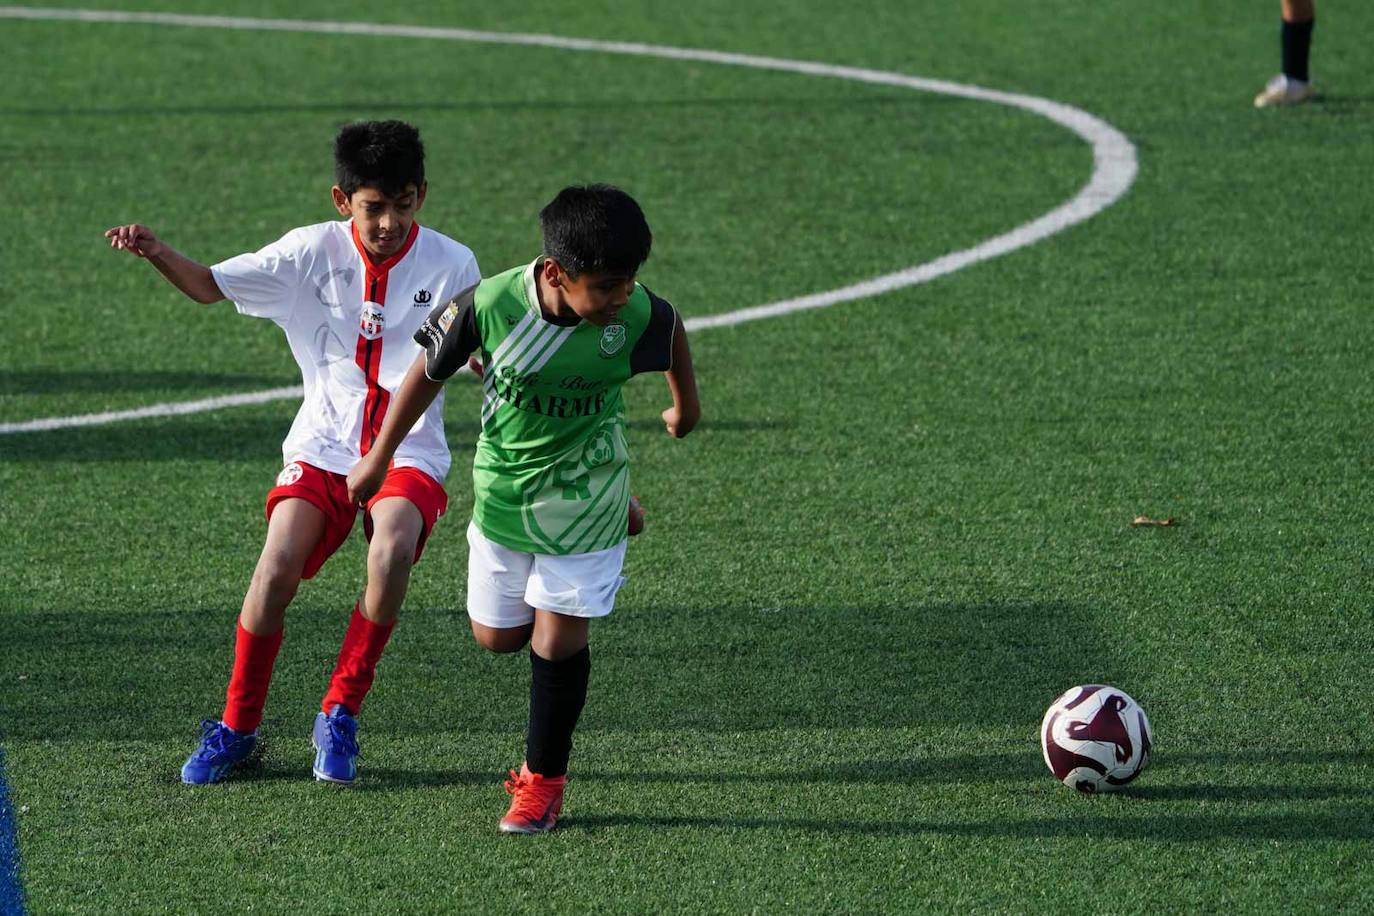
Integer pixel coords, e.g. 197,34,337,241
540,184,652,277
333,120,425,197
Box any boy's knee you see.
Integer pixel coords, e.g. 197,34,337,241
250,560,302,610
471,621,532,654
367,533,417,583
531,610,591,661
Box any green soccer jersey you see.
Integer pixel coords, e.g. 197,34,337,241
415,259,677,555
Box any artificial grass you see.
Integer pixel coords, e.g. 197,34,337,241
2,0,1372,912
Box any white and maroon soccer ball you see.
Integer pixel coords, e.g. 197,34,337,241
1040,684,1153,793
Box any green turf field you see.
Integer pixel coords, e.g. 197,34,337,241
2,1,1372,912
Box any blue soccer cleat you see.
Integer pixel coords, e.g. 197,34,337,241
311,705,360,784
181,719,257,785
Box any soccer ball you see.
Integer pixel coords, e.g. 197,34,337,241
1040,684,1153,793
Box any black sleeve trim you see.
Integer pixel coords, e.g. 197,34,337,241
415,284,480,381
630,288,677,376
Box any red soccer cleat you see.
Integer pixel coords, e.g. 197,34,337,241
499,763,566,834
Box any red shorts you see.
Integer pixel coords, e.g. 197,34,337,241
265,461,448,580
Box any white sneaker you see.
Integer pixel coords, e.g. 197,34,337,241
1254,74,1313,108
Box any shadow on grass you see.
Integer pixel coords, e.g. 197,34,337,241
1124,783,1369,803
573,753,1044,785
0,93,953,121
0,370,290,396
350,768,492,789
1,601,1121,741
140,749,1374,800
561,810,1374,840
234,764,492,790
1164,749,1374,767
568,750,1374,796
0,415,289,462
1308,94,1374,113
583,601,1131,733
623,417,796,433
0,409,786,464
0,412,484,462
139,735,494,789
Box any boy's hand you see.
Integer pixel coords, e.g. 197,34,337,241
467,356,485,379
662,404,699,439
661,313,700,439
347,455,388,506
104,224,164,259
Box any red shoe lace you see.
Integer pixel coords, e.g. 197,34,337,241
503,768,562,822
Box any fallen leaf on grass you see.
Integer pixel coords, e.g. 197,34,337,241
1132,516,1177,527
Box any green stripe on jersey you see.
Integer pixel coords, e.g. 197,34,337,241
470,260,653,555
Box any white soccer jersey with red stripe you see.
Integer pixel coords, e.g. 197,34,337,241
211,219,479,481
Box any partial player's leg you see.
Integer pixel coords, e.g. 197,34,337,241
312,497,421,784
1282,0,1315,24
466,519,537,652
240,496,328,634
499,543,625,834
471,619,534,653
314,467,445,784
182,497,326,784
462,521,561,830
1256,0,1316,107
500,610,592,834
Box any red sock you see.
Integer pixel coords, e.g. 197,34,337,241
221,621,284,734
321,604,395,716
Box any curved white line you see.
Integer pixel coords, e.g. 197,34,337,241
0,6,1137,435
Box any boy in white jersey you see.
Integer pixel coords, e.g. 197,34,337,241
349,185,700,832
104,120,480,785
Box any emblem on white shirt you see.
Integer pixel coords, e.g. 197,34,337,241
313,268,356,311
313,324,350,367
359,303,386,340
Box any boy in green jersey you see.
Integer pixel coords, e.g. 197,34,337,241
348,185,700,832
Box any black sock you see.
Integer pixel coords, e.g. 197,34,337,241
1281,18,1315,83
525,646,590,778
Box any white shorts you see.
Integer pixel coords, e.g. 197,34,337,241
465,520,627,629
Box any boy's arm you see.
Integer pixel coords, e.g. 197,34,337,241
347,354,444,504
661,312,700,438
346,284,482,504
104,224,225,304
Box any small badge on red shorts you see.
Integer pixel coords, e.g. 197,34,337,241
276,462,304,487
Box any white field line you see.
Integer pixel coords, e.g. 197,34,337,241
0,387,307,433
0,6,1138,435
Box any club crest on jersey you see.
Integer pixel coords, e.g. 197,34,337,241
359,303,386,340
276,462,304,487
413,289,432,306
599,323,627,358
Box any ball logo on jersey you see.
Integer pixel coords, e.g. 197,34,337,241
599,323,627,358
276,462,304,487
582,429,615,469
359,303,386,340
